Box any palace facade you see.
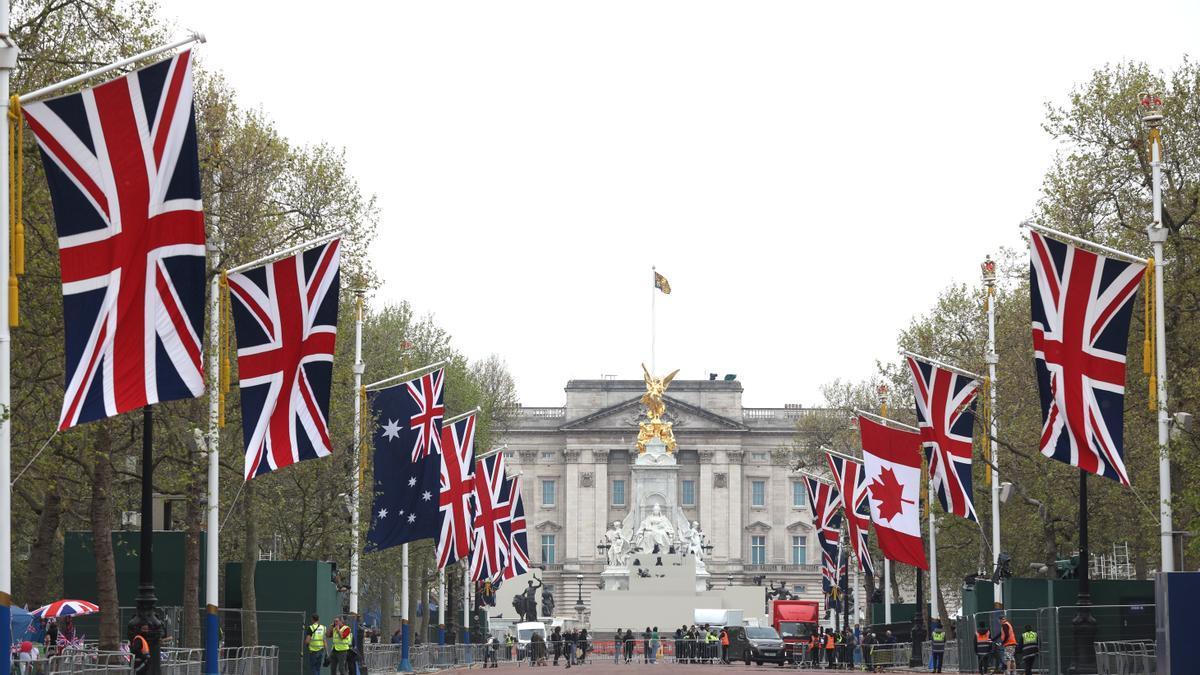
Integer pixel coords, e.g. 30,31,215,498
500,376,862,618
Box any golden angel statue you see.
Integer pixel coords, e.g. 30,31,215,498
640,363,679,422
638,364,680,454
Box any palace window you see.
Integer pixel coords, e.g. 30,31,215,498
792,481,806,508
541,534,556,564
542,479,557,506
612,479,626,506
791,535,807,565
751,480,766,507
751,535,766,565
682,480,696,506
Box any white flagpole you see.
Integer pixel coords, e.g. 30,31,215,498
18,33,204,104
651,266,656,374
1142,94,1174,572
928,476,938,627
350,291,364,632
982,256,1003,605
463,563,471,642
874,387,892,626
203,180,223,675
400,543,411,671
0,5,18,655
438,568,446,644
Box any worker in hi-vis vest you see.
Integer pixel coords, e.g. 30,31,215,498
328,616,353,675
304,613,327,675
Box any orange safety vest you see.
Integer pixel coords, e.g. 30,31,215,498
976,631,990,643
809,635,818,650
1000,623,1016,646
825,635,834,650
720,632,729,646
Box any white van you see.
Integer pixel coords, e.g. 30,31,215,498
516,621,547,646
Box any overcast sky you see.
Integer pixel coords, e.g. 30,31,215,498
168,0,1198,407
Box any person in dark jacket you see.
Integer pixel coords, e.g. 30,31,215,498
624,628,635,663
1019,625,1039,675
974,623,993,675
641,628,651,663
551,627,563,665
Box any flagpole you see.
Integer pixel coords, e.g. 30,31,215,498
0,4,17,658
982,256,1003,606
463,562,471,643
443,407,481,426
18,33,205,104
651,265,656,374
203,179,222,675
350,291,364,652
365,359,449,392
927,475,937,629
877,386,891,627
400,543,411,671
225,231,343,275
1141,92,1174,573
438,569,446,645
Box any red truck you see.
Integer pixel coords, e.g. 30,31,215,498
769,600,820,664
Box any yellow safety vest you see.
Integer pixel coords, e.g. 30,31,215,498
932,630,946,643
1022,631,1037,643
308,624,326,651
331,625,351,651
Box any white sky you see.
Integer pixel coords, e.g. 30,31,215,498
166,0,1198,407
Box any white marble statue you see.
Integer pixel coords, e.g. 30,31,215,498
635,504,676,552
682,521,707,570
605,521,629,567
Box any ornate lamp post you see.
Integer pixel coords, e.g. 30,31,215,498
574,574,586,621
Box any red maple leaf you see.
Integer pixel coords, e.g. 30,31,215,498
869,467,915,522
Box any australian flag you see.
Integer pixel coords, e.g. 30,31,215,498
365,375,443,551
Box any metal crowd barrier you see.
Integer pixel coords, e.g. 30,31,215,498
863,641,911,670
1095,640,1155,675
26,644,278,675
919,640,960,672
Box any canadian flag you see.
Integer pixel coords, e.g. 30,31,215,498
859,415,928,570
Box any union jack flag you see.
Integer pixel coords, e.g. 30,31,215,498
906,356,980,520
405,368,445,460
23,51,206,430
1030,231,1146,485
804,477,842,594
469,452,513,582
438,414,477,568
825,452,875,577
228,239,341,479
503,477,530,580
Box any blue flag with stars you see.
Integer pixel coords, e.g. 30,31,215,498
366,375,444,551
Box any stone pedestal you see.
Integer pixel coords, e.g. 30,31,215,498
624,438,691,546
601,567,628,591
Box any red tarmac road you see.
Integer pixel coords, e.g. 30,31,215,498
477,662,928,674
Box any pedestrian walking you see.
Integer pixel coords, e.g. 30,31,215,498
552,627,563,665
649,627,660,664
1019,625,1039,675
999,616,1018,675
642,627,651,663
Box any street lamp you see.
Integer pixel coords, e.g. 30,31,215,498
574,574,585,621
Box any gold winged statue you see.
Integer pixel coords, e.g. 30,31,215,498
638,364,680,454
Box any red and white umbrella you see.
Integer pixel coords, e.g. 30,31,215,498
31,600,99,619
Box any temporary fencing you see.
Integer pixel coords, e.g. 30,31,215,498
958,603,1153,675
1095,640,1155,675
33,645,277,675
862,641,911,670
920,640,960,672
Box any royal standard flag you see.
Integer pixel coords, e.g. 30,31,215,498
654,270,671,295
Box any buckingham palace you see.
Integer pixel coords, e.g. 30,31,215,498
498,375,860,619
